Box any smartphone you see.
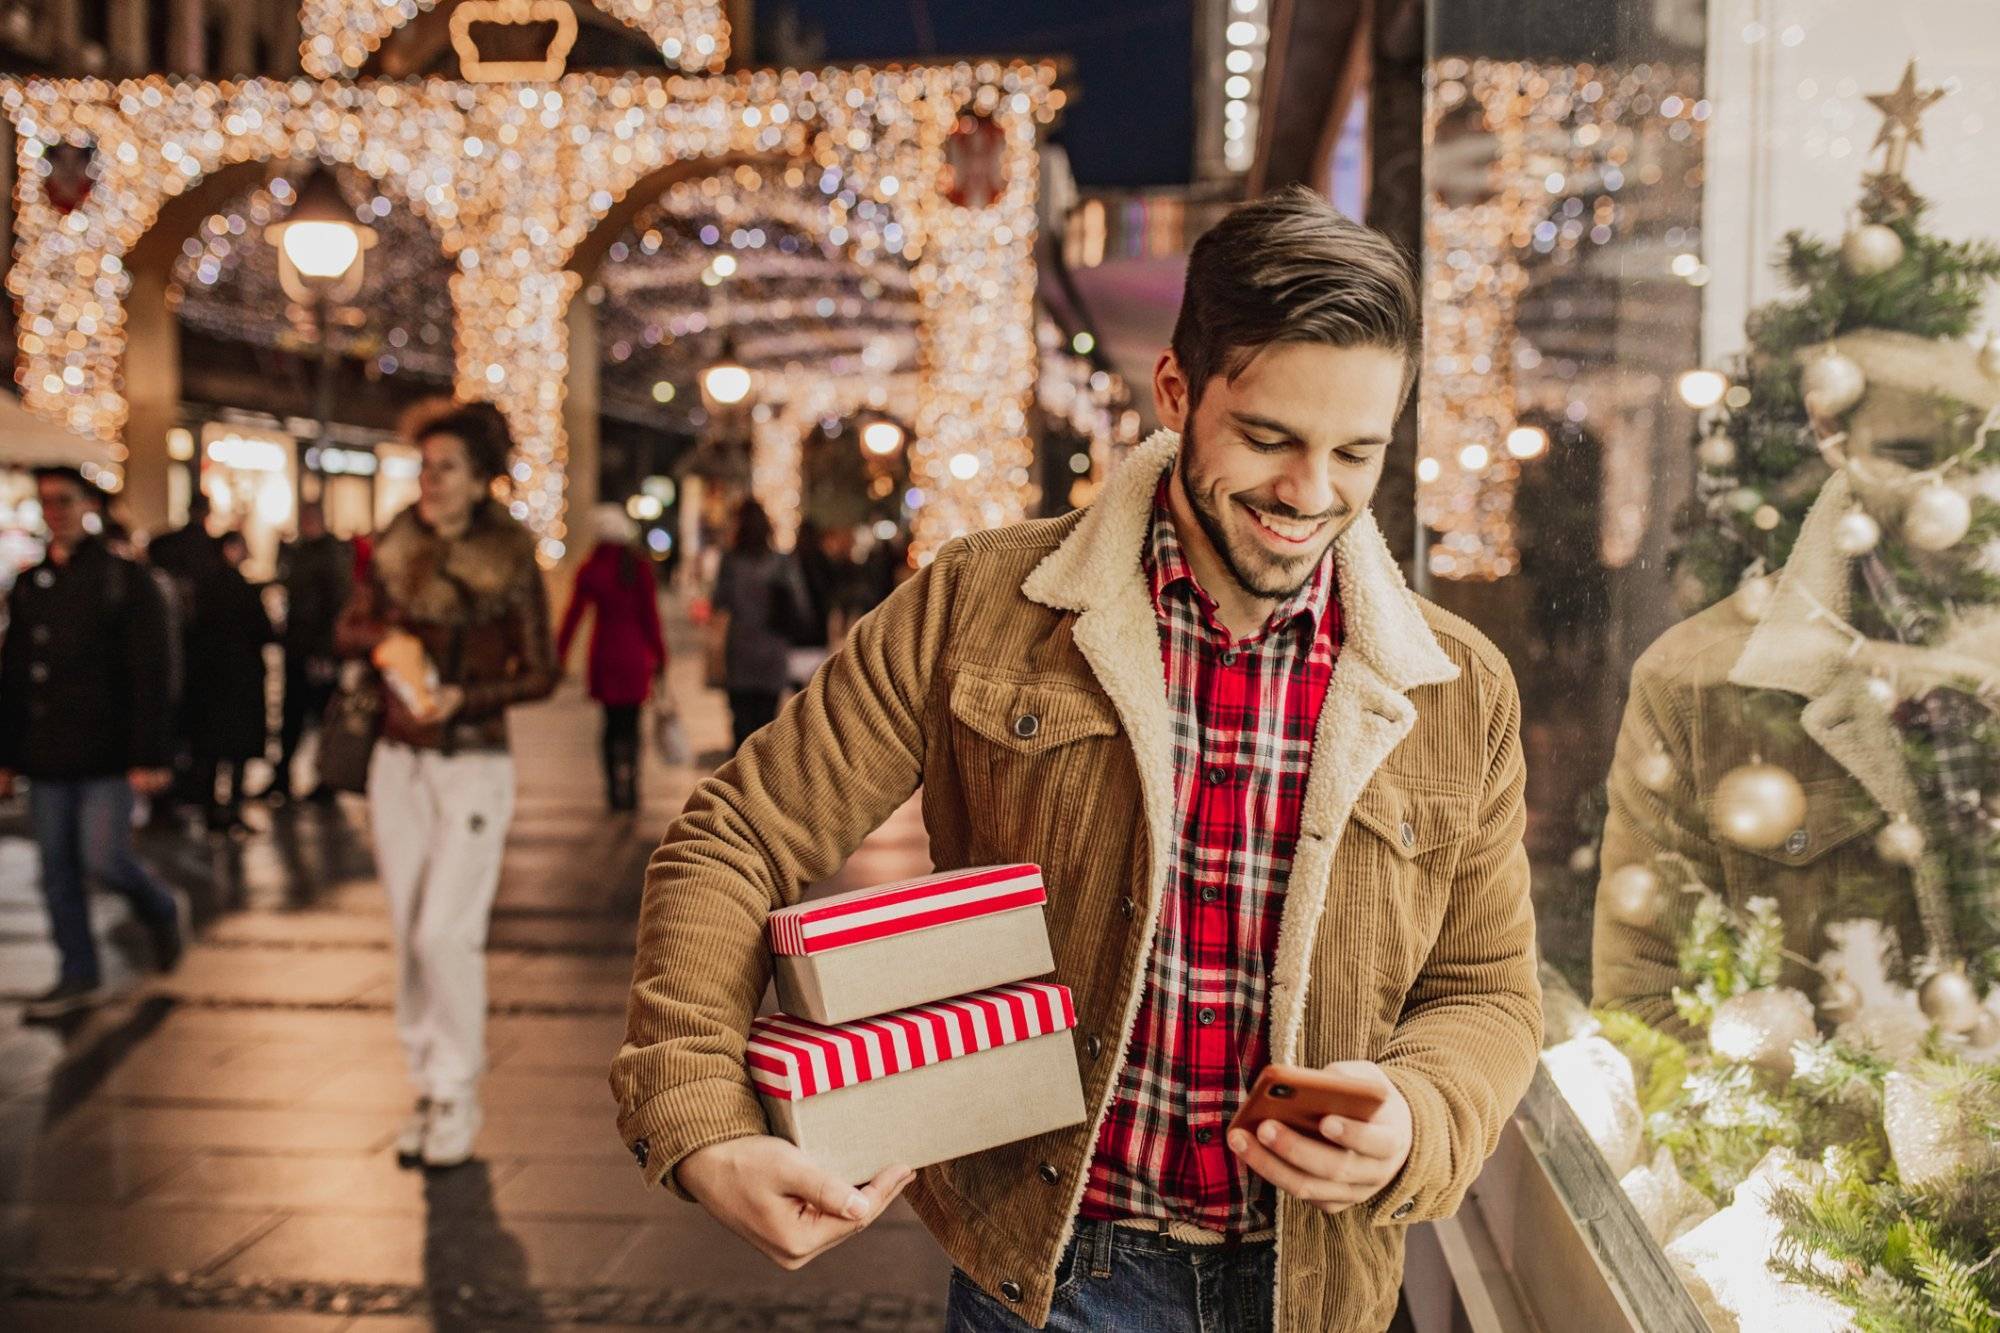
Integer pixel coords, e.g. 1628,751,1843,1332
1228,1064,1387,1141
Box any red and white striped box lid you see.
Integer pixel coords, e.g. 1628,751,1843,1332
767,864,1046,957
747,981,1076,1101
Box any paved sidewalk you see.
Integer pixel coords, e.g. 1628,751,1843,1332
0,635,951,1330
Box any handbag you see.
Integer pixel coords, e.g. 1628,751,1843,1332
650,689,693,766
317,660,383,794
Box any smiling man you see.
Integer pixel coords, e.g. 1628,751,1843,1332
613,187,1540,1333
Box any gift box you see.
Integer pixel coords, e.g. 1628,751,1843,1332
749,981,1087,1185
768,864,1054,1024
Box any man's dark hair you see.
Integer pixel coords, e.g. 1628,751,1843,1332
415,399,514,485
31,465,100,503
1171,185,1420,408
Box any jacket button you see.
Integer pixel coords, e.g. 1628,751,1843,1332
1014,713,1040,739
1037,1162,1059,1185
30,625,48,644
999,1280,1024,1303
1086,1033,1103,1059
1784,829,1808,856
29,663,48,683
1391,1199,1416,1220
1399,821,1416,850
630,1137,649,1169
1119,897,1135,919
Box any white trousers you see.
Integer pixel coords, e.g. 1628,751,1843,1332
367,741,516,1102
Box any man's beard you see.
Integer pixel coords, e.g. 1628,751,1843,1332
1177,420,1344,602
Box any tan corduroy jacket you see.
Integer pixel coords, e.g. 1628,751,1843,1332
612,432,1542,1333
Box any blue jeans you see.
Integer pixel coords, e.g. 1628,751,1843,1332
28,776,178,984
947,1220,1277,1333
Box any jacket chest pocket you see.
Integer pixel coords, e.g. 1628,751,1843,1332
1339,781,1470,1014
947,669,1124,865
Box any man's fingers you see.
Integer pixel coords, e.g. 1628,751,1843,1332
1248,1120,1373,1187
1320,1114,1401,1160
779,1157,873,1221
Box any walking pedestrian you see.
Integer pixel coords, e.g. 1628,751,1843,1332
185,530,275,835
0,466,184,1019
711,500,812,751
259,501,351,803
336,400,556,1168
146,490,224,816
555,504,666,812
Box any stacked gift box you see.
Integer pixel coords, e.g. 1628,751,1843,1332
752,864,1087,1185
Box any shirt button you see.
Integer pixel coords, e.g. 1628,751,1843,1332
1000,1280,1024,1303
1199,885,1220,904
1221,649,1239,665
1207,765,1230,786
1013,713,1040,739
1197,1007,1216,1026
1038,1162,1059,1185
1194,1127,1214,1145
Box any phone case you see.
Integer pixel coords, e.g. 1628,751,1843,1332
1228,1064,1387,1139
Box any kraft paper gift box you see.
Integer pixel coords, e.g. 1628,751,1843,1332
767,864,1055,1025
748,981,1087,1185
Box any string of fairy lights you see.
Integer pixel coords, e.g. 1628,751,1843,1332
297,0,731,81
2,55,1065,564
1423,58,1704,580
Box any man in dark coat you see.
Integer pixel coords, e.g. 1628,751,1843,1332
260,501,351,803
0,467,184,1017
186,530,275,833
145,490,224,812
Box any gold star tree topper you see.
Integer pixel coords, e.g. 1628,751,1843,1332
1866,58,1948,180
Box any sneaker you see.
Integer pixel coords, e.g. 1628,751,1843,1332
394,1097,433,1164
422,1098,481,1168
23,978,105,1020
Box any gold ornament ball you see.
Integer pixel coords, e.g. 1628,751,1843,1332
1918,967,1982,1036
1904,483,1972,551
1840,223,1906,276
1875,815,1927,866
1979,335,2000,380
1734,575,1775,622
1712,762,1807,852
1635,748,1676,792
1802,349,1867,417
1709,988,1818,1076
1605,864,1664,927
1696,431,1738,470
1834,511,1882,557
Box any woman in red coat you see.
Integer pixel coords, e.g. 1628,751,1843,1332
556,506,666,811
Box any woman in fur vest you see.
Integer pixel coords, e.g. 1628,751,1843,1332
335,400,557,1168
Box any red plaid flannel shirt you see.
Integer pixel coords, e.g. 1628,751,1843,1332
1078,477,1342,1232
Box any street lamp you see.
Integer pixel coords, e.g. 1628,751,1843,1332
701,335,752,408
861,419,905,457
266,165,374,509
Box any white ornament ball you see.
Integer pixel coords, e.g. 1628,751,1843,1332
1864,673,1898,710
1696,431,1738,470
1833,510,1881,557
1904,483,1973,552
1802,349,1867,417
1712,762,1808,852
1636,748,1677,792
1918,967,1983,1035
1875,815,1927,867
1840,223,1905,276
1605,864,1665,927
1708,988,1818,1076
1980,335,2000,380
1733,575,1775,622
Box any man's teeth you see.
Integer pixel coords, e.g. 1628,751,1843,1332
1250,508,1319,540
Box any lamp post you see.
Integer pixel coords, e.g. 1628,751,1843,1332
267,165,374,505
700,335,752,408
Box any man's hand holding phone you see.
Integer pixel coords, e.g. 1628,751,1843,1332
1227,1060,1413,1216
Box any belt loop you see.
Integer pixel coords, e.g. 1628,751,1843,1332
1222,1229,1243,1258
1090,1219,1115,1279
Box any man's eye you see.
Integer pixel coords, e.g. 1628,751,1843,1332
1246,437,1287,451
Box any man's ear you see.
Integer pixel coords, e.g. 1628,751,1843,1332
1153,350,1193,433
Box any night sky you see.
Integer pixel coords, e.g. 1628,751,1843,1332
762,1,1195,188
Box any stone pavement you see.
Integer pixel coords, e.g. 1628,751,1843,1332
0,633,952,1331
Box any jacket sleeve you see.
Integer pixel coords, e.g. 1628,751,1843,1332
458,563,558,718
555,571,589,670
1368,656,1543,1226
610,538,966,1197
121,563,174,770
1592,651,1718,1030
0,589,24,769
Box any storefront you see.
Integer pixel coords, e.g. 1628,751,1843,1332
1399,2,2000,1329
